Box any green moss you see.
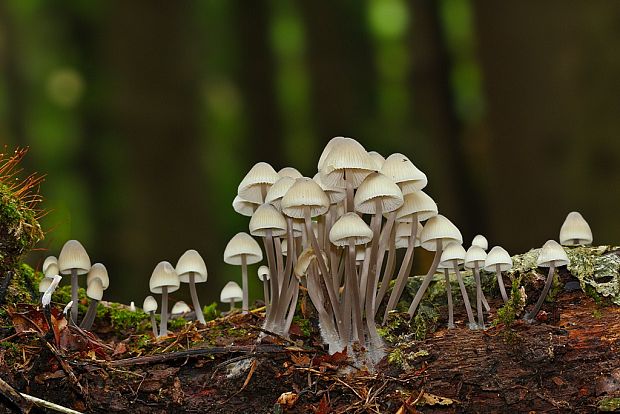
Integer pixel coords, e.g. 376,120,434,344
599,397,620,412
107,304,149,331
167,316,188,330
5,263,41,303
202,302,219,322
292,315,312,337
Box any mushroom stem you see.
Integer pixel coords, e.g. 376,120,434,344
241,255,249,313
229,298,235,312
474,262,485,329
525,265,556,321
80,299,99,330
149,311,158,337
70,268,78,325
282,281,299,335
407,239,443,317
262,279,270,310
443,268,454,329
263,231,280,314
374,221,397,315
159,286,169,337
345,180,354,213
481,289,490,312
369,211,395,321
348,241,365,344
274,237,285,293
364,199,383,339
496,263,509,303
453,261,476,327
188,272,206,324
269,222,296,326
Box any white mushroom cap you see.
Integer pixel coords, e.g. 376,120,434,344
312,173,346,204
278,167,303,179
265,176,296,211
354,172,404,214
395,221,423,248
319,137,375,188
380,153,428,194
44,262,60,278
395,191,438,222
471,234,488,251
249,203,288,237
223,232,263,265
420,215,463,251
232,195,260,217
238,162,280,203
367,151,385,171
171,301,191,315
464,245,487,269
317,136,349,171
559,211,593,246
42,256,58,273
440,242,467,268
58,240,91,275
257,265,270,281
281,177,330,218
149,261,180,294
86,278,104,301
176,249,208,283
484,246,513,272
87,263,109,290
39,277,53,293
143,295,158,313
220,281,243,303
537,240,570,267
329,212,373,246
294,247,329,279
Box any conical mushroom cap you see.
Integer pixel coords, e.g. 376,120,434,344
44,262,60,278
464,245,487,269
232,195,259,217
58,240,91,275
87,263,109,289
171,301,191,315
43,256,58,273
224,232,263,265
484,246,513,272
329,212,373,246
440,242,466,268
354,172,404,214
559,211,593,246
257,265,270,281
317,136,349,171
472,235,488,251
319,137,375,188
395,221,423,248
237,162,280,203
39,277,53,293
537,240,570,267
278,167,303,179
220,281,243,303
249,203,287,237
420,215,462,251
395,190,438,222
149,261,180,294
313,173,346,204
86,278,104,301
380,153,428,194
281,177,329,218
143,295,158,313
265,176,296,211
368,151,385,171
176,249,208,283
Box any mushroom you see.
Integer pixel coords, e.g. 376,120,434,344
265,176,296,212
38,277,53,301
44,262,60,279
237,161,280,203
278,167,303,179
257,265,270,309
143,296,159,337
223,232,263,313
57,240,91,324
407,214,462,318
484,246,513,303
175,249,208,324
524,240,569,322
471,234,488,251
232,195,260,217
86,263,109,290
464,245,488,329
149,261,180,337
80,263,109,329
380,153,428,195
367,151,385,171
129,301,136,312
440,242,476,328
42,256,58,273
220,281,243,312
171,301,191,317
559,211,593,246
80,278,103,330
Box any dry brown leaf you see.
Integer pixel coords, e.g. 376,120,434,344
277,391,298,408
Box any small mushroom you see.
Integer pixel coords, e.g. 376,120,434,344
80,263,109,329
42,256,58,273
464,245,488,329
278,167,303,179
149,261,180,337
232,195,260,217
86,263,109,290
257,265,270,310
129,301,136,312
471,234,488,251
559,211,593,246
175,249,208,324
440,242,476,328
220,281,243,312
143,296,159,337
237,161,280,203
58,240,91,325
80,278,104,330
380,153,428,195
171,301,191,317
224,233,263,313
484,246,513,303
44,262,60,279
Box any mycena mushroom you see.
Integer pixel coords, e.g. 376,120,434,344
57,240,91,324
175,249,208,324
149,261,180,338
223,232,263,313
143,295,159,337
440,242,476,329
484,246,512,303
464,245,488,329
559,211,593,246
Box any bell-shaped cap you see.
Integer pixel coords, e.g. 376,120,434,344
143,295,158,313
149,261,180,294
43,256,58,273
294,247,328,279
232,195,259,217
464,245,487,269
319,137,375,188
224,232,263,265
559,211,593,246
86,278,104,301
317,136,349,171
171,301,191,315
39,277,53,293
237,162,280,203
440,242,467,268
537,240,570,268
257,265,270,281
44,262,60,278
420,215,463,251
368,151,385,171
87,263,109,290
472,234,488,251
278,167,303,179
395,221,423,248
484,246,513,272
380,153,428,194
313,173,346,205
220,281,243,303
395,191,438,222
265,176,296,211
354,172,404,214
281,177,329,218
176,249,208,283
58,240,91,275
329,212,373,246
249,203,287,237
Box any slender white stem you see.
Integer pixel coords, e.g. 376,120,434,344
159,286,168,337
454,261,476,327
189,272,205,324
241,255,249,313
70,268,78,325
149,311,158,337
474,262,485,329
348,241,365,344
79,299,99,330
496,264,509,303
364,200,383,339
407,239,443,317
444,268,454,329
525,265,556,321
262,279,270,310
374,221,397,314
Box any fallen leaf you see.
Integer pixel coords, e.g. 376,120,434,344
113,342,128,356
277,391,298,408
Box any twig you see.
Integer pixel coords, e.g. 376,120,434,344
0,376,32,413
37,334,85,396
19,392,83,414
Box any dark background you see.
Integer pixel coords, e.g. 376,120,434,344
2,1,620,307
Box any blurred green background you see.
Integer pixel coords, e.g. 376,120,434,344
2,1,620,307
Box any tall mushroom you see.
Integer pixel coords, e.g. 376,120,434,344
175,249,208,324
484,246,513,303
380,153,428,195
143,296,159,337
464,245,488,329
440,242,476,328
149,261,180,338
524,240,570,322
80,278,103,330
220,281,243,312
559,211,593,246
238,161,280,204
223,232,263,313
57,240,91,324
